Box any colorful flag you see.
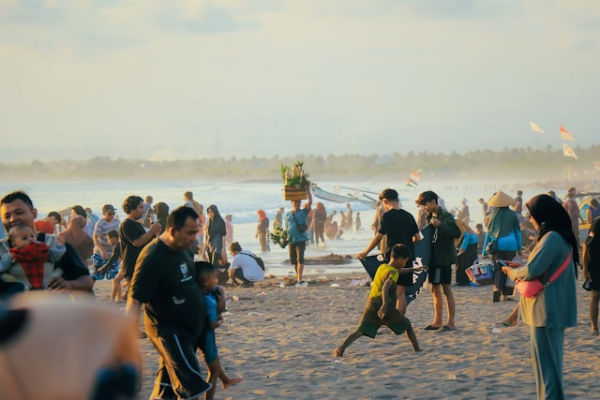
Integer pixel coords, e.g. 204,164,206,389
529,121,544,133
563,144,578,160
406,179,416,188
560,126,575,141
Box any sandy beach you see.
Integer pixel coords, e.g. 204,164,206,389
93,272,599,400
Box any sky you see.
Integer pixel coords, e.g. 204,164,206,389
0,0,599,162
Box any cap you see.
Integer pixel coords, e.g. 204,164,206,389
102,204,116,213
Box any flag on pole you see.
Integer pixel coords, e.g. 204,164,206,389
406,179,416,188
529,121,544,133
560,126,575,141
563,144,578,160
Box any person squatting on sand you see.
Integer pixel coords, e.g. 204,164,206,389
335,244,424,357
502,194,577,400
0,191,93,297
127,206,213,399
285,184,313,284
416,190,460,331
196,261,243,400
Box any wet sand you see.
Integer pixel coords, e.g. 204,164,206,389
94,274,599,399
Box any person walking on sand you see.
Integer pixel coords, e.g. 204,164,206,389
335,244,423,357
127,206,212,399
482,191,521,303
583,213,600,335
563,187,583,249
285,185,312,284
313,202,327,246
502,194,577,400
255,210,270,253
416,191,460,332
273,207,284,231
358,188,420,263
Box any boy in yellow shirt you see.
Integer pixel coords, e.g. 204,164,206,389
335,244,424,357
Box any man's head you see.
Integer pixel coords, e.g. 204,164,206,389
122,195,144,218
145,195,153,204
47,211,61,225
475,223,483,232
568,187,576,199
102,204,116,222
591,199,599,209
229,241,242,256
416,191,439,214
225,214,232,222
71,205,86,220
517,190,523,196
478,198,484,204
378,188,399,211
165,206,199,251
291,199,302,211
106,230,119,246
0,191,37,231
8,223,36,248
183,191,193,201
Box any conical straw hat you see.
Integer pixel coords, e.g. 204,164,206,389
488,191,515,208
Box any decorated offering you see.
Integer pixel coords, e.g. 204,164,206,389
280,161,309,200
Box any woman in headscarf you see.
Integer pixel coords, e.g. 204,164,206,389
205,205,227,267
583,207,600,335
455,220,478,286
152,202,170,234
255,210,270,253
313,202,327,246
58,215,94,263
502,194,577,400
482,191,522,302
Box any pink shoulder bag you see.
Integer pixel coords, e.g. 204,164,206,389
515,252,572,298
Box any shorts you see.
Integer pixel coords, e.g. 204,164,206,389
232,268,251,283
358,296,411,338
91,253,119,280
289,241,306,265
428,265,452,285
148,325,211,399
199,329,218,364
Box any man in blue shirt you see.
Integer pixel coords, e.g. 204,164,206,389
285,186,312,284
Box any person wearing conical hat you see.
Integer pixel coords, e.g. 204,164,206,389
482,191,522,303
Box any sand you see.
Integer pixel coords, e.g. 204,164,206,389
93,274,600,400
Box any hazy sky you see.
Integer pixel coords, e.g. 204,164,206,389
1,0,599,162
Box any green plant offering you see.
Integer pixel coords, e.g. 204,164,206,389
270,226,289,248
280,160,309,188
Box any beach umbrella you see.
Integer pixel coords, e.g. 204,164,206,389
563,143,578,160
529,121,544,133
560,126,575,141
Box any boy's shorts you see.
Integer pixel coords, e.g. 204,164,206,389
358,297,411,338
91,253,118,280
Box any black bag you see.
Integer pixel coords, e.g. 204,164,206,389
292,212,307,233
583,279,593,291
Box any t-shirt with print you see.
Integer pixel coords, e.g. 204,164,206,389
130,238,206,338
119,219,147,279
369,264,399,298
285,208,309,244
94,218,120,257
378,208,419,259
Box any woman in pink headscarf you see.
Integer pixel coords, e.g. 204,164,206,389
256,210,270,252
59,215,94,263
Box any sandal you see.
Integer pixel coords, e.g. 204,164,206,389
424,325,441,331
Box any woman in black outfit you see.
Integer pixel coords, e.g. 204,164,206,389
205,204,228,267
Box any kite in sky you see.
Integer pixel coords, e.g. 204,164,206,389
529,121,544,133
563,143,578,160
406,170,421,188
560,126,575,141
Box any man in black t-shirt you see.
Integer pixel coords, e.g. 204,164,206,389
127,206,211,399
119,195,161,281
358,188,420,269
0,191,92,296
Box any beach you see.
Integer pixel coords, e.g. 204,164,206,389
93,273,599,400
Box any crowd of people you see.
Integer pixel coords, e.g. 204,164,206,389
0,183,598,400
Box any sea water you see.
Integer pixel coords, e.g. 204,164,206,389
0,179,553,276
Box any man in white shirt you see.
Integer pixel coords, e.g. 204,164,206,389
228,242,264,285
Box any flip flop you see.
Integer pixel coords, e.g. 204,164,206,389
494,322,511,328
441,325,456,332
424,325,441,331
